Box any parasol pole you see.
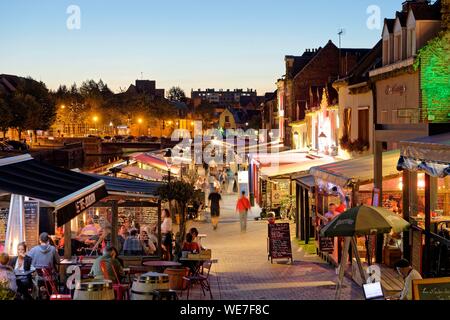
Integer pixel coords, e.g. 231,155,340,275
352,236,367,284
335,236,351,300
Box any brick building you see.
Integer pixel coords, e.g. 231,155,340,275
279,42,370,147
367,0,448,266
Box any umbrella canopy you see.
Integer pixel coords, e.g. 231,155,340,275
320,205,410,237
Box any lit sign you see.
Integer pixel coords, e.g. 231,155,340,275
385,84,406,96
75,193,96,214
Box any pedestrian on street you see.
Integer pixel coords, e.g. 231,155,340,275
208,187,222,230
236,191,252,233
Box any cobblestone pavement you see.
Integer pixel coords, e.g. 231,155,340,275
182,193,363,300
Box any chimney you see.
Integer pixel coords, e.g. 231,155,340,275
402,0,431,13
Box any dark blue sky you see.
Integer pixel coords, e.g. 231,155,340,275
0,0,402,95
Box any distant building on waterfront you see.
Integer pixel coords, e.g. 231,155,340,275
191,88,257,105
125,79,165,99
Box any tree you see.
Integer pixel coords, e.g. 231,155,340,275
194,102,216,127
9,93,36,139
20,79,56,141
167,86,186,102
0,98,12,138
157,180,196,258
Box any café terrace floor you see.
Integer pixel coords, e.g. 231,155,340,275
183,194,369,300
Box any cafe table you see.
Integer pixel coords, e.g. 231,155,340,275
142,260,182,273
14,269,36,277
179,257,210,277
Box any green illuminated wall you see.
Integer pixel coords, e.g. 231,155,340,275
415,31,450,123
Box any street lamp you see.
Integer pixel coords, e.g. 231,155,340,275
164,148,173,183
179,149,184,179
92,116,99,135
319,132,327,154
293,132,299,149
138,118,143,136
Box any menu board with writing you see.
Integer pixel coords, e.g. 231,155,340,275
413,278,450,300
24,201,39,249
268,223,293,263
319,236,334,252
0,208,8,243
135,206,159,227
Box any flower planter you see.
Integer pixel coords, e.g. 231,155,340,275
163,267,190,290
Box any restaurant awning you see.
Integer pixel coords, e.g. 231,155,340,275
84,174,163,198
121,166,164,181
296,175,316,189
397,133,450,178
130,153,180,174
0,154,108,226
260,156,337,179
310,150,401,188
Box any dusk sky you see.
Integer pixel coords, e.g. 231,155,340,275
0,0,402,96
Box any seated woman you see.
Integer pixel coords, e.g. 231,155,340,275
182,233,201,253
189,228,204,250
139,228,157,255
9,242,33,299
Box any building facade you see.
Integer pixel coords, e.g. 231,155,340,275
369,0,448,266
191,88,257,105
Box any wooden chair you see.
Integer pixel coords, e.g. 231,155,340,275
152,289,178,300
99,260,129,300
181,260,213,300
36,268,71,300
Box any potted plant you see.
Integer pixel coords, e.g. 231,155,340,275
157,180,196,258
0,280,16,300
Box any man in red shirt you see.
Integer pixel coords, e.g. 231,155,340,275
236,191,252,232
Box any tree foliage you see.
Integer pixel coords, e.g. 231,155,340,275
167,86,186,102
157,180,196,257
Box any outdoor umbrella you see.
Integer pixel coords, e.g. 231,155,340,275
320,205,410,237
322,205,410,300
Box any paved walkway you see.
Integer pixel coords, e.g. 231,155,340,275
183,193,363,300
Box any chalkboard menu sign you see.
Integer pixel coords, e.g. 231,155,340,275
135,206,159,227
268,223,293,263
319,236,334,253
24,201,39,248
413,278,450,300
0,208,8,243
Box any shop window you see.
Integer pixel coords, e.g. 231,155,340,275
358,108,369,144
343,108,352,137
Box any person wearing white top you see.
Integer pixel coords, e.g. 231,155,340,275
394,259,423,300
161,209,173,260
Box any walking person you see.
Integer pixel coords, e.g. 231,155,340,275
226,167,235,194
236,191,252,233
208,187,222,230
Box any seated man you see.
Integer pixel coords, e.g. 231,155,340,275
28,232,60,272
324,203,340,223
393,259,422,300
89,247,123,283
78,216,100,241
122,229,144,256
